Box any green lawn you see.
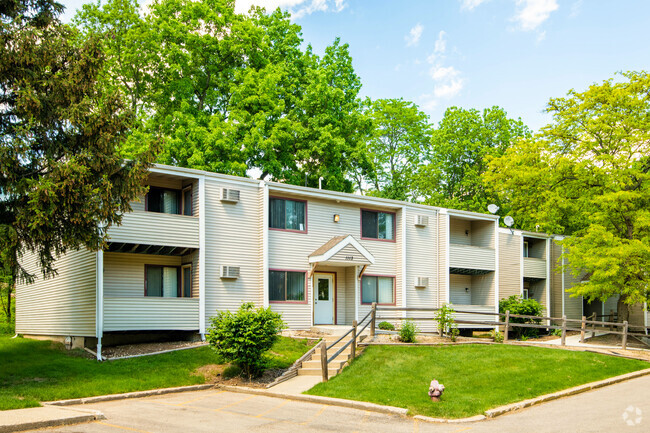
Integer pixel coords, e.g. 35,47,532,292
0,335,314,411
306,345,648,419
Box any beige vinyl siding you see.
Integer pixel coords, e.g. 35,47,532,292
344,267,356,325
268,194,399,328
449,245,495,271
528,238,546,258
451,305,495,328
330,245,372,264
405,208,437,331
529,279,547,312
499,232,521,300
523,257,546,279
204,179,262,325
450,274,471,304
130,175,185,212
564,265,584,320
603,296,619,317
16,249,96,337
438,214,448,305
103,252,181,297
104,298,199,331
550,242,563,318
108,212,199,248
471,273,495,306
449,218,471,245
449,218,494,248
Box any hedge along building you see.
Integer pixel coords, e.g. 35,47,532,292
15,164,649,359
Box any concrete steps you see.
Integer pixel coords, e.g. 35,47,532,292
297,335,356,378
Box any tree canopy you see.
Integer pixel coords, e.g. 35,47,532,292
485,71,650,320
0,0,155,283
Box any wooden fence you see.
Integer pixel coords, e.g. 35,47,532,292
373,306,648,351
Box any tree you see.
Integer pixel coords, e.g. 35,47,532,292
485,72,650,322
363,98,430,200
418,106,530,213
74,0,372,192
0,0,155,284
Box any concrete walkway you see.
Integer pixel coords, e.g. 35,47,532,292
534,332,650,351
23,374,650,432
269,375,322,395
0,406,104,432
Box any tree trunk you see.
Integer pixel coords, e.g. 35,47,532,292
617,295,629,323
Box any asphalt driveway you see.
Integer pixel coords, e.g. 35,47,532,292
36,374,650,433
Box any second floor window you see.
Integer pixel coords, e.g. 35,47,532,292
146,186,193,216
361,210,395,240
270,197,306,232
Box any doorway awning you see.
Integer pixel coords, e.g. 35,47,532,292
308,235,375,267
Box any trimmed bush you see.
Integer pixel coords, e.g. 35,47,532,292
399,319,418,343
207,303,285,378
499,295,542,339
378,321,395,331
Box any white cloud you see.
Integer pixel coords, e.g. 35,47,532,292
536,30,546,42
429,65,459,82
434,30,447,54
570,0,583,17
421,30,464,105
418,93,439,111
434,79,464,98
512,0,559,31
459,0,489,11
234,0,346,17
405,23,424,47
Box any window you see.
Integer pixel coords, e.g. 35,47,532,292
269,197,306,232
146,186,193,216
181,264,192,298
361,275,395,304
361,210,395,240
269,270,306,302
523,241,529,258
145,265,180,297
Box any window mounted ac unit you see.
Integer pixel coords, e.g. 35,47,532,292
220,188,240,203
220,266,240,279
414,215,428,227
414,277,428,288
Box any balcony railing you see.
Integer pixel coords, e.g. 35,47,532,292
449,244,495,271
103,297,199,332
108,211,199,249
523,257,546,279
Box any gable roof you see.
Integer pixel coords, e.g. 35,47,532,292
308,235,375,265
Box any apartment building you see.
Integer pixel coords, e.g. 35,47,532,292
15,164,648,357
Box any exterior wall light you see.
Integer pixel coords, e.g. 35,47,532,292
333,214,340,223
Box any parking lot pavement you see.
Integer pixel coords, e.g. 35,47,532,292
34,374,650,433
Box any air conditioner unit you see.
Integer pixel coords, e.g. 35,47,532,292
414,215,428,227
220,266,240,279
220,188,240,203
414,277,429,288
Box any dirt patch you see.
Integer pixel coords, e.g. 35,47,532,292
191,364,287,388
585,333,650,349
528,331,580,342
372,333,492,344
102,340,207,359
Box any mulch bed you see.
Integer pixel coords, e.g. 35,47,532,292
101,340,207,359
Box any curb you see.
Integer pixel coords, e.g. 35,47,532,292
44,384,215,406
0,407,105,433
484,367,650,418
414,414,486,424
215,385,409,416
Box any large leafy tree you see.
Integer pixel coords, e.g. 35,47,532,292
418,106,530,213
362,98,430,200
485,72,650,321
75,0,372,192
0,0,155,289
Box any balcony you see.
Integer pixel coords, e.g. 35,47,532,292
450,304,495,329
108,211,199,249
103,297,199,332
523,257,546,279
449,244,495,273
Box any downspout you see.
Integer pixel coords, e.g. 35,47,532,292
95,250,104,361
436,210,440,308
545,238,551,325
261,181,269,308
354,265,359,322
198,175,206,340
494,219,500,332
520,235,524,297
401,206,407,319
561,245,565,318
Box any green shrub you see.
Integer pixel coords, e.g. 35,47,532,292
550,328,562,337
207,303,285,378
450,326,460,342
434,303,455,337
399,319,418,343
499,295,542,338
378,321,395,331
491,330,504,343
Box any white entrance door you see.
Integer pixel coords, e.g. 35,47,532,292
314,274,334,325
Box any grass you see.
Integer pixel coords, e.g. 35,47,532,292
0,335,314,411
305,344,649,419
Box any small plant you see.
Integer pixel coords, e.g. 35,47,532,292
449,326,460,342
520,335,529,341
378,321,395,331
399,319,418,343
491,330,504,343
435,303,456,337
550,328,562,337
207,303,285,378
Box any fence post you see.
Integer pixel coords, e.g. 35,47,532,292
320,340,328,382
590,312,596,338
504,310,510,342
561,315,567,346
351,320,358,359
370,302,377,338
622,321,628,350
580,315,586,343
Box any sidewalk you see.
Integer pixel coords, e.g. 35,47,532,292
0,405,104,433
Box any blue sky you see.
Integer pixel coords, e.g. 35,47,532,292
59,0,650,131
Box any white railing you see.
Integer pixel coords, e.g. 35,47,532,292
449,244,495,271
103,297,199,331
108,212,199,248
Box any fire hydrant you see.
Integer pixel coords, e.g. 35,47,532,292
428,380,445,402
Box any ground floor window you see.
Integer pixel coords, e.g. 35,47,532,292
145,265,191,297
361,275,395,304
269,270,306,302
